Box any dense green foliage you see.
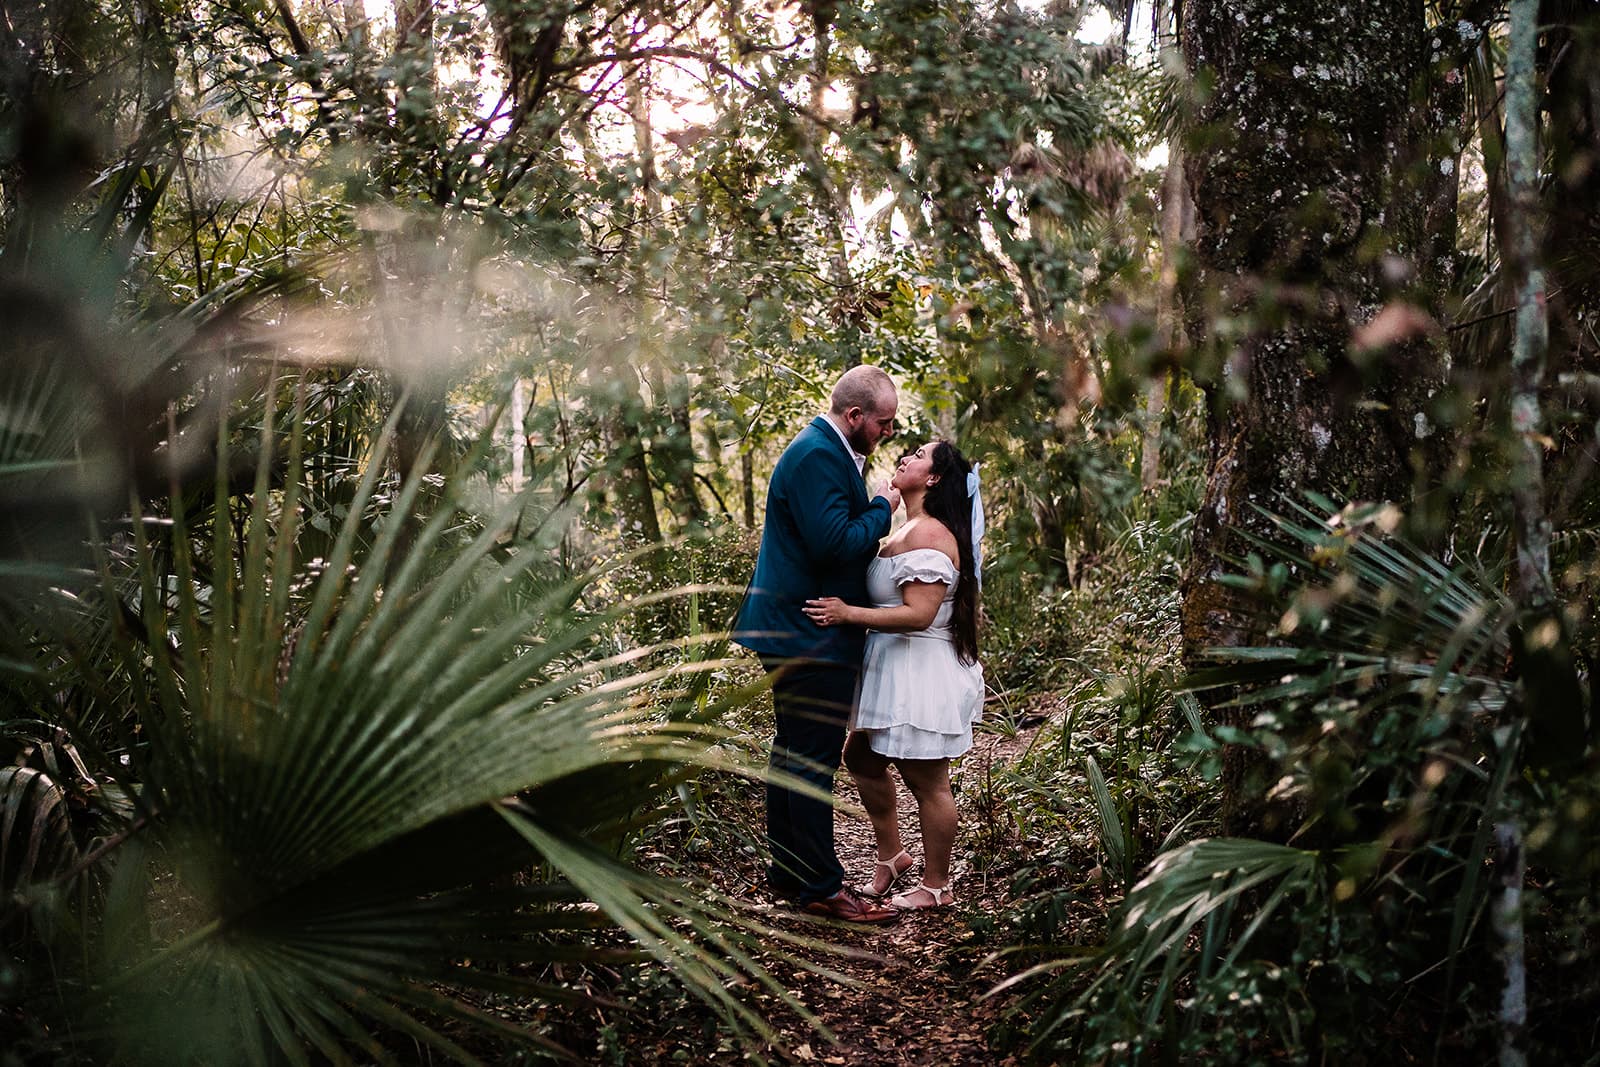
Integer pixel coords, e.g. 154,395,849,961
993,498,1596,1062
3,0,1598,1062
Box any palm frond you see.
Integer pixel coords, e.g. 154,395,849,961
1086,754,1129,886
0,765,80,895
1191,497,1515,723
1004,837,1325,1059
41,382,811,1064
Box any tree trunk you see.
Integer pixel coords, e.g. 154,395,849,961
1177,0,1445,834
790,0,857,324
595,51,663,545
1536,2,1600,552
509,377,527,491
742,448,756,529
380,0,449,494
1141,142,1188,490
650,363,706,530
390,0,442,200
1539,1,1600,460
341,0,366,49
1495,4,1546,1062
610,406,663,543
627,62,703,531
1505,1,1551,607
394,0,434,98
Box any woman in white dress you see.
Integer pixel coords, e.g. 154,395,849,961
803,440,983,910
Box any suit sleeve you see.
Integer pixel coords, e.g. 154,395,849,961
789,452,893,565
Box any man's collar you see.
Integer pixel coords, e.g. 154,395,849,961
820,413,867,475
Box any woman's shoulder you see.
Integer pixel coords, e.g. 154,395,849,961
893,520,958,568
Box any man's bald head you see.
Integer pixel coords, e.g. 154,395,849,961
830,366,896,418
828,365,897,455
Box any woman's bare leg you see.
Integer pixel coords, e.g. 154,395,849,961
897,758,956,902
843,731,910,893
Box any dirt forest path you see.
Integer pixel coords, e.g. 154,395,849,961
753,709,1059,1066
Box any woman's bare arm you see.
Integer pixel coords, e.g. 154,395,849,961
803,580,946,632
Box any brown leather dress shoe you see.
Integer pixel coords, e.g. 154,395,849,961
801,886,900,924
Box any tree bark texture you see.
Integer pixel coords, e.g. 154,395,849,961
1506,0,1551,608
1539,1,1600,517
1496,5,1544,1061
1142,142,1189,490
784,0,858,327
741,448,756,529
609,404,663,543
1493,817,1529,1067
1178,0,1447,832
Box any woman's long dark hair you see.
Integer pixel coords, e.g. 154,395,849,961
921,441,980,665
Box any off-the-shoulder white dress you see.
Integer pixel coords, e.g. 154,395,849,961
852,548,985,760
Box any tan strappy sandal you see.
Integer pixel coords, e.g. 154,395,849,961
890,882,955,910
860,849,913,898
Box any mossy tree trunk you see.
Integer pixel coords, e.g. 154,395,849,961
1177,0,1450,834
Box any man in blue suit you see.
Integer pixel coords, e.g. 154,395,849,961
734,365,901,924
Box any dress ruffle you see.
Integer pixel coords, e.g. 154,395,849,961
888,550,959,588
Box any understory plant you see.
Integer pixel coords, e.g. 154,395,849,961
0,373,820,1064
970,500,1205,968
999,498,1598,1063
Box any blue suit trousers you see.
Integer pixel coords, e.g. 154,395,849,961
762,656,860,902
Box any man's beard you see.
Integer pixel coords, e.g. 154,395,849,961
846,425,875,456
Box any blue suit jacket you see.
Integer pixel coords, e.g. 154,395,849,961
733,417,893,663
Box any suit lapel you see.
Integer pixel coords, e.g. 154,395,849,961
812,419,871,512
810,416,864,482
